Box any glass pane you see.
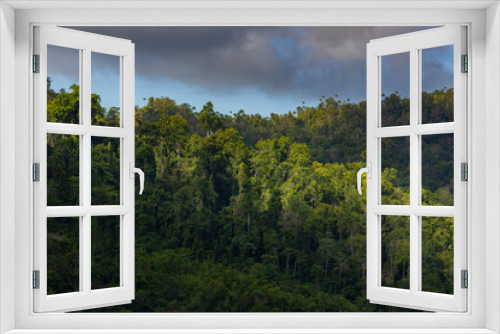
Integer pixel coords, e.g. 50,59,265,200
47,134,80,206
421,134,454,206
91,216,120,290
91,52,121,127
47,45,80,124
47,217,80,295
381,52,410,127
421,45,454,124
381,136,410,205
381,215,410,289
91,137,121,205
421,217,454,294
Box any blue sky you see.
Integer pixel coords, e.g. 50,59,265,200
48,27,453,116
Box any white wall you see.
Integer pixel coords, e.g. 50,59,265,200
0,2,16,333
486,2,500,332
1,3,495,332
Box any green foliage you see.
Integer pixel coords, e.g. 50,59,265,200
47,134,79,206
47,217,79,295
46,80,454,312
198,101,224,136
47,84,80,124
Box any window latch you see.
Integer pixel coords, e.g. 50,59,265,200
129,162,145,195
357,162,372,195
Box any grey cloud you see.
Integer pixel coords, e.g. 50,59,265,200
381,52,411,98
421,46,454,92
58,26,450,102
66,26,307,96
297,26,429,62
47,42,120,87
47,44,79,84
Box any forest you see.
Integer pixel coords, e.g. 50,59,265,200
46,79,455,312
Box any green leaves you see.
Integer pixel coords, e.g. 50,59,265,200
47,84,80,124
198,101,224,136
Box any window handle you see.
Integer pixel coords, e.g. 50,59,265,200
357,162,371,195
129,162,145,195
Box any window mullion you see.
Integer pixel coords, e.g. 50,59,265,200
409,47,420,294
78,49,84,292
416,47,424,293
119,55,125,286
82,47,92,294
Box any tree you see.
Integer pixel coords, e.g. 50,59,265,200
198,101,224,136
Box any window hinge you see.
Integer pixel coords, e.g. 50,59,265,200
461,162,468,181
33,54,40,73
461,270,468,289
33,163,40,182
33,270,40,289
461,54,468,73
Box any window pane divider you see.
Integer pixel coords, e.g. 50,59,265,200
46,122,129,138
46,123,87,135
373,125,411,137
82,47,92,297
372,205,454,217
46,206,88,217
412,206,454,217
412,122,454,135
90,205,129,216
372,205,411,215
46,205,129,217
90,126,129,138
373,123,454,138
409,46,420,295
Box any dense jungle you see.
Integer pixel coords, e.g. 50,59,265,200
46,79,454,312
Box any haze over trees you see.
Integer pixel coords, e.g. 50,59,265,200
46,79,454,312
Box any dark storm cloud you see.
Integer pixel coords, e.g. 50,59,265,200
61,26,450,101
381,52,411,98
47,44,80,84
70,26,300,94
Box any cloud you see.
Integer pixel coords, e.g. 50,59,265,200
421,45,454,92
297,26,426,62
47,44,79,85
59,26,450,102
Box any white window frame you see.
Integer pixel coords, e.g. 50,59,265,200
1,1,499,333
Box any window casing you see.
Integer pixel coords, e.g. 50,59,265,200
4,3,495,333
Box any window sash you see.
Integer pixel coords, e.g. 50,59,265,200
33,25,136,313
366,26,468,312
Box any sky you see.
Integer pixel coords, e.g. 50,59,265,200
47,26,454,117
